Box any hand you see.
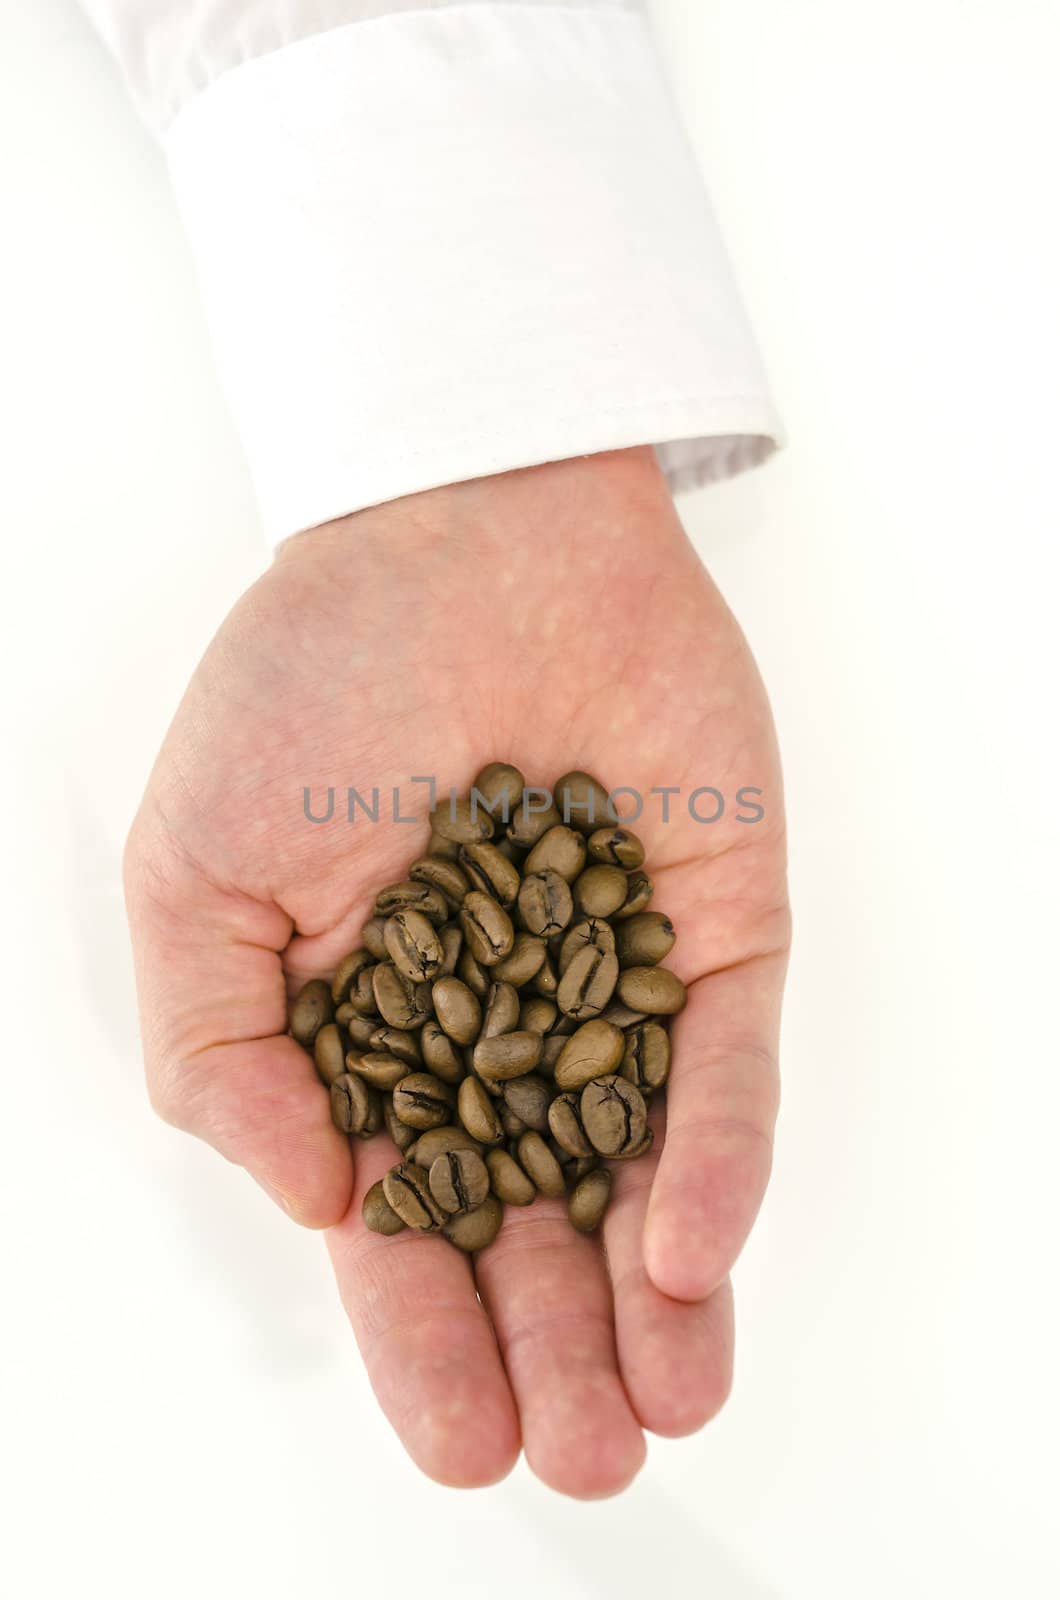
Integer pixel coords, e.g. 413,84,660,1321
124,447,789,1497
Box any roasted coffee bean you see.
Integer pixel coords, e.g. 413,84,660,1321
554,770,614,835
363,1179,407,1235
612,871,654,919
334,1001,356,1027
362,917,389,960
613,911,677,968
383,910,444,983
460,891,515,966
506,793,562,848
553,1018,625,1090
558,1152,598,1191
481,980,521,1039
500,1105,527,1139
539,1033,566,1075
313,1022,350,1087
460,841,521,907
442,1193,503,1252
517,1131,567,1199
502,1073,551,1133
348,963,381,1016
491,933,548,988
472,761,526,824
409,856,471,909
410,1124,483,1168
430,796,495,845
343,1011,378,1048
438,924,463,975
620,1020,671,1093
557,944,619,1019
391,1072,456,1129
457,943,490,998
558,917,615,975
597,1002,648,1030
429,1149,490,1214
580,1075,648,1157
330,1073,380,1136
430,975,482,1046
518,870,574,937
331,948,374,1005
616,966,687,1015
290,979,334,1047
383,1162,445,1230
427,829,461,860
569,1168,612,1233
458,1076,504,1144
418,1020,465,1083
374,881,450,924
372,963,433,1030
486,1148,536,1206
548,1091,594,1157
524,824,587,883
520,996,558,1034
383,1097,418,1152
573,864,629,919
473,1031,543,1083
368,1026,421,1067
348,1051,408,1090
586,826,645,870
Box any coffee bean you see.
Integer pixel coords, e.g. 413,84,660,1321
383,1162,445,1230
486,1148,536,1206
547,1091,594,1157
392,1072,456,1129
568,1168,612,1234
472,761,526,824
372,963,433,1030
506,794,561,848
580,1075,648,1157
313,1022,350,1087
491,933,547,988
500,1105,527,1139
502,1073,551,1133
438,925,463,975
539,1034,566,1076
427,829,461,860
331,948,374,1005
383,910,445,983
368,1026,421,1067
620,1021,671,1093
481,980,521,1039
457,943,490,998
431,975,482,1045
518,870,574,937
517,1131,567,1198
573,864,629,919
616,966,687,1015
597,1002,648,1030
330,1073,380,1136
556,944,619,1020
613,911,676,968
442,1193,503,1252
558,1152,599,1191
586,827,645,870
410,1124,484,1168
532,953,559,998
418,1019,466,1083
361,917,389,960
558,917,615,976
290,979,334,1047
363,1179,407,1235
408,856,471,909
473,1031,543,1083
348,963,381,1016
520,997,558,1034
383,1097,418,1152
343,1011,379,1048
430,796,495,845
348,1050,409,1090
429,1149,489,1214
554,770,614,835
524,825,587,883
459,841,521,907
457,1076,503,1144
552,1018,625,1090
374,881,449,924
460,890,515,966
612,871,654,919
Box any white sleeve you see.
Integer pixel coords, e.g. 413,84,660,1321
81,1,783,544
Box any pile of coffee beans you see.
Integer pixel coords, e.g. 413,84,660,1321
289,766,685,1251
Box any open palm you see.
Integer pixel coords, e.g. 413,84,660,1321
125,449,790,1497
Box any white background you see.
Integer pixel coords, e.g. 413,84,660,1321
3,1,1059,1595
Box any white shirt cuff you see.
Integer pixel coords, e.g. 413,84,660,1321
164,5,782,543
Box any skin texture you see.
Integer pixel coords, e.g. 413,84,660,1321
124,446,790,1498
